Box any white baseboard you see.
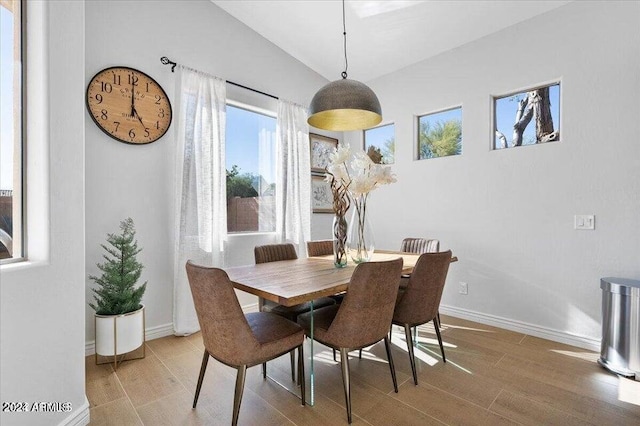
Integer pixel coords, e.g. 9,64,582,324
439,305,600,352
58,397,89,426
242,302,259,313
85,322,174,356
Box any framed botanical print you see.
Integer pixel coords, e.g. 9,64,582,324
311,175,333,213
310,133,338,173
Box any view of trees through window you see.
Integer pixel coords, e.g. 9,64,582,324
493,82,560,149
0,0,22,261
418,107,462,160
364,123,395,164
225,104,276,233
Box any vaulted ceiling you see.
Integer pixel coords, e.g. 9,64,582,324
212,1,571,82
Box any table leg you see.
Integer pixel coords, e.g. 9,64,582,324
309,299,315,406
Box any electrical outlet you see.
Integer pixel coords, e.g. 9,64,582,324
459,282,468,295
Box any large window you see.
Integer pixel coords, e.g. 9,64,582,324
0,0,23,261
226,103,276,233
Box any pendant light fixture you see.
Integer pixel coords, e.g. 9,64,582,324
307,0,382,131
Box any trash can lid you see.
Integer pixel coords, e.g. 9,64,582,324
601,277,640,294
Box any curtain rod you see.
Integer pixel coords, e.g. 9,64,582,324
160,56,279,100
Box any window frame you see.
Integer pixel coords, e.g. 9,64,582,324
491,80,561,151
0,0,26,264
363,122,395,165
415,105,463,161
225,98,278,235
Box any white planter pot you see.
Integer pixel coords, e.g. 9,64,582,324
95,305,145,356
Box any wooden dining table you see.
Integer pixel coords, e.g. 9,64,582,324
224,250,457,405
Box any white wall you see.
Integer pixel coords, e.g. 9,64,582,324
84,0,332,342
0,1,88,425
348,0,640,347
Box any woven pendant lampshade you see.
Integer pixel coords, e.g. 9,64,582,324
307,0,382,131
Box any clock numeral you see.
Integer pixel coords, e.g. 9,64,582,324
100,82,113,93
95,94,103,104
158,108,165,118
113,74,121,85
100,109,108,120
146,82,150,93
129,129,136,139
128,74,139,86
144,128,150,138
156,121,160,130
113,121,120,132
155,95,162,105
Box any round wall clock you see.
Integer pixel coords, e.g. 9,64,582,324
86,66,172,144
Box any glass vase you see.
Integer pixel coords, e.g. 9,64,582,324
347,194,375,263
332,214,348,268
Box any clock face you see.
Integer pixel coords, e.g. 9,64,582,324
86,66,172,144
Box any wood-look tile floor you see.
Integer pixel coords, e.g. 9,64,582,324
86,315,640,425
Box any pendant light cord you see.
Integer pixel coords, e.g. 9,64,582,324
342,0,348,79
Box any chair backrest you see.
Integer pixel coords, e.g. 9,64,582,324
254,243,298,264
185,261,259,366
401,237,440,254
325,258,403,349
393,250,451,326
306,240,333,257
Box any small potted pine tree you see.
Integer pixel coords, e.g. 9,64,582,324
89,218,147,369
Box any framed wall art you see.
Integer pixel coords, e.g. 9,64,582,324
310,133,338,173
311,175,333,213
493,82,560,150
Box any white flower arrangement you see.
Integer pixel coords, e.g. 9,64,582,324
325,144,396,197
325,144,396,263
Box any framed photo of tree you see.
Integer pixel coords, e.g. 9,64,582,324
310,133,338,173
493,82,560,150
311,175,333,213
364,123,395,164
417,106,462,160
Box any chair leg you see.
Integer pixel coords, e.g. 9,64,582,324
339,348,352,424
193,350,209,408
333,348,337,361
262,362,266,379
358,349,362,359
433,317,446,363
384,336,399,393
298,344,306,405
232,365,247,426
437,310,441,328
403,324,418,385
290,350,296,382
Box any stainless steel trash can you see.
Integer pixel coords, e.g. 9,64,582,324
598,277,640,379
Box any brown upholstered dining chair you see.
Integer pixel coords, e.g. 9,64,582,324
399,237,442,325
400,237,440,254
254,243,335,380
185,261,305,426
392,250,451,385
297,258,404,424
306,239,333,257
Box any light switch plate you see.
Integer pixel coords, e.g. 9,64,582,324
575,215,595,230
459,282,468,295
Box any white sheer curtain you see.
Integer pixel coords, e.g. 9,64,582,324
173,67,227,335
276,100,311,255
